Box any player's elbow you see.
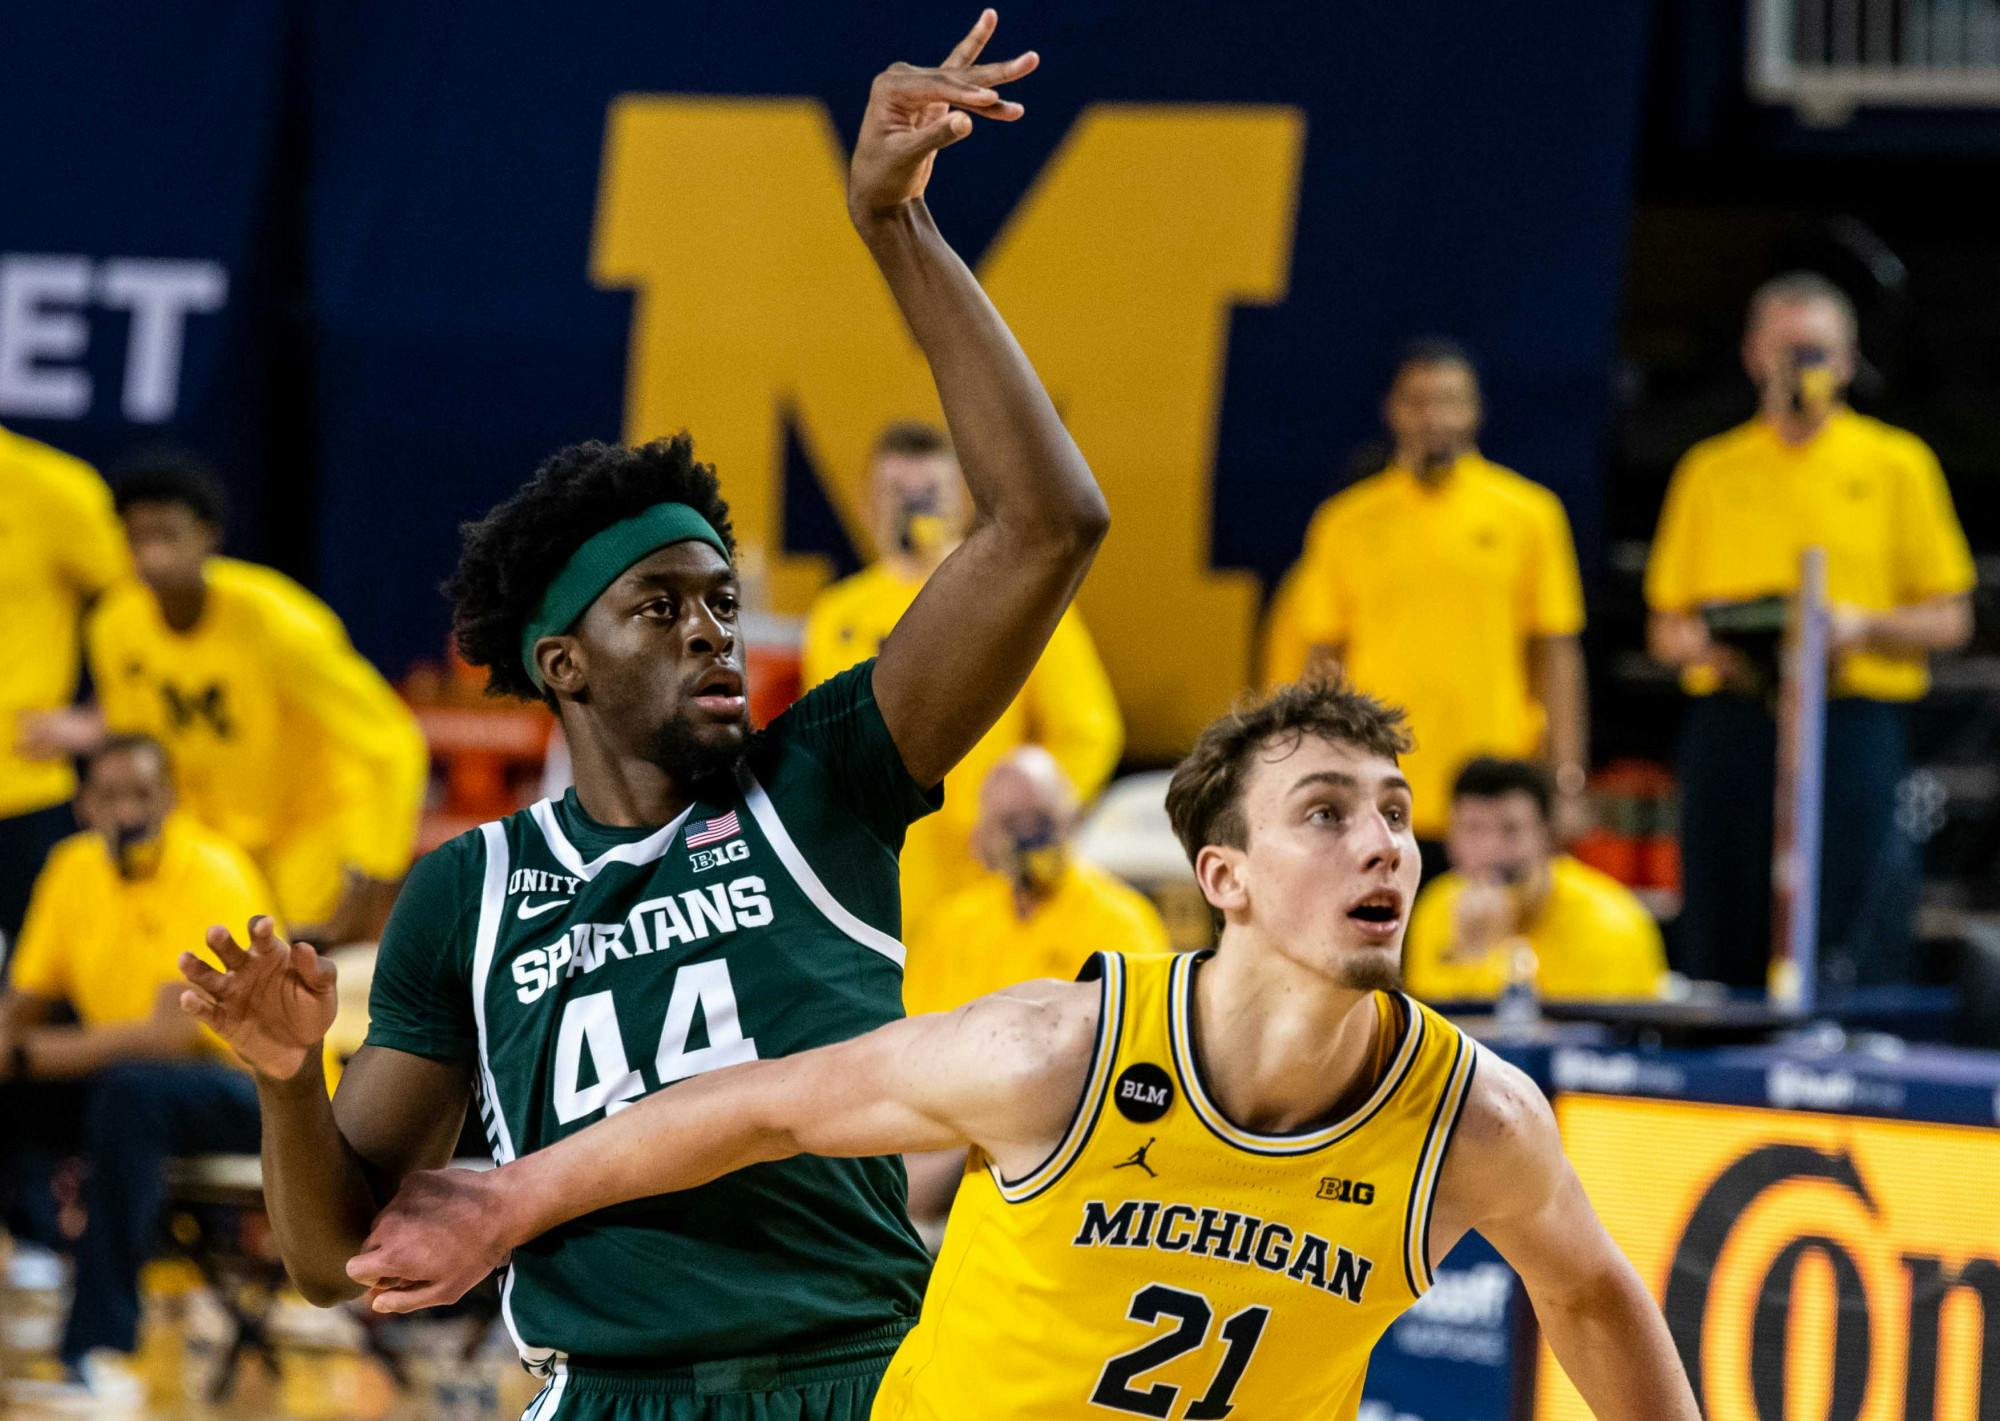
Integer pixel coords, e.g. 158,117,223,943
993,483,1110,566
1063,485,1112,555
289,1264,366,1310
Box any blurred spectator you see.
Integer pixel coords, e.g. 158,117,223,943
802,421,1122,935
24,458,430,944
900,747,1167,1238
1404,757,1666,1003
1645,273,1975,991
1281,341,1589,878
0,735,270,1402
904,746,1169,1018
0,427,128,962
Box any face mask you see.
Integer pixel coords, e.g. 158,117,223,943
895,490,950,559
1789,344,1838,420
1005,817,1068,896
110,821,163,880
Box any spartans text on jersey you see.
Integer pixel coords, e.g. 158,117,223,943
511,875,775,1004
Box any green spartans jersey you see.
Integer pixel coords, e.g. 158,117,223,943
364,661,936,1367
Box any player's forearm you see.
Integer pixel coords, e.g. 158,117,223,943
495,1060,805,1247
257,1054,383,1306
856,201,1107,551
1534,1266,1698,1421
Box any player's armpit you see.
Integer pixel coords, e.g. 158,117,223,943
829,977,1102,1180
1434,1056,1699,1421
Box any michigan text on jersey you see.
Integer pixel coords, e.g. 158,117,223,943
1074,1198,1375,1303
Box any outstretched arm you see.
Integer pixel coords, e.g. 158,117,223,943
851,12,1111,788
348,979,1099,1312
1432,1055,1698,1421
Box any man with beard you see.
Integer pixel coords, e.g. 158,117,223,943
339,682,1698,1421
178,13,1106,1418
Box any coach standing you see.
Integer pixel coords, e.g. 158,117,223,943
1287,340,1590,879
1645,273,1974,991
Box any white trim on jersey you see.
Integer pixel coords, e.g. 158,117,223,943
473,822,555,1372
528,797,695,882
472,822,518,1164
735,765,907,969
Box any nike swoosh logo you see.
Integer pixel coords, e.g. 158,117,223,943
516,899,567,920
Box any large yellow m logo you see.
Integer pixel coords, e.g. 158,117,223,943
595,99,1305,756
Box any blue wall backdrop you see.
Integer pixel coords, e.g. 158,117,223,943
2,0,1652,752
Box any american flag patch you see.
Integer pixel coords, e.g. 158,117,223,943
685,810,742,849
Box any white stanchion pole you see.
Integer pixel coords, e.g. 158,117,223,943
1771,547,1829,1013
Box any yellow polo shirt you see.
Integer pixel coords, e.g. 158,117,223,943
1290,455,1585,837
1403,854,1667,1002
88,559,429,923
801,562,1123,935
1645,410,1975,701
902,859,1171,1017
0,428,129,818
1258,562,1314,689
10,813,277,1055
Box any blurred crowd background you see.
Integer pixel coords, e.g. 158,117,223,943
2,0,1996,1416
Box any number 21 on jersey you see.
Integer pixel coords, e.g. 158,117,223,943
1092,1283,1270,1418
550,960,758,1124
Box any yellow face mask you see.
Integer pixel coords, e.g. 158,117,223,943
1792,345,1839,420
112,823,164,880
899,511,950,559
1005,817,1069,896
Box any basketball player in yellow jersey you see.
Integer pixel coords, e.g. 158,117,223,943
346,681,1696,1420
83,460,427,941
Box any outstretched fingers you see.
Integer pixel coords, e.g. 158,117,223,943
957,50,1038,90
206,923,249,968
366,1280,458,1315
180,950,228,994
942,8,997,68
246,914,287,955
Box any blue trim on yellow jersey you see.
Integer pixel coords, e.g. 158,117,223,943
1167,950,1425,1157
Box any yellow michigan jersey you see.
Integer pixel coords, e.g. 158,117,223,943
874,950,1480,1419
88,558,429,923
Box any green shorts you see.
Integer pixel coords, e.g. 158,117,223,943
519,1324,905,1421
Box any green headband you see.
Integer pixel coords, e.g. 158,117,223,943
520,502,731,690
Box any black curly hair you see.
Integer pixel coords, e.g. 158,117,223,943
446,435,736,702
112,452,229,530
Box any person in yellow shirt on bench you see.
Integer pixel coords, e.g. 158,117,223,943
802,421,1122,936
0,735,273,1405
0,426,129,960
900,745,1167,1239
905,746,1169,1016
1405,756,1666,1003
37,459,430,944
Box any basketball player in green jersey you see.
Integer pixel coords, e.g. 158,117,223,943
178,14,1105,1417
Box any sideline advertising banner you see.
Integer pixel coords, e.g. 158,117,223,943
1539,1095,2000,1421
